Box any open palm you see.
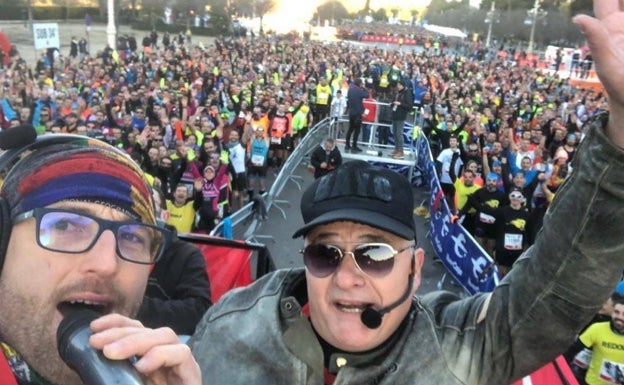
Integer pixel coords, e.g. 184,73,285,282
574,1,624,106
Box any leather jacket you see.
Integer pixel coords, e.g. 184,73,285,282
190,114,624,385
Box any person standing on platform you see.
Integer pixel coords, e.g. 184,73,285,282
391,80,414,160
346,79,369,153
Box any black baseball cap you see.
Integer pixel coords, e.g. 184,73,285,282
292,160,416,240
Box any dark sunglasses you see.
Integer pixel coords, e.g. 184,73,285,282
300,243,413,278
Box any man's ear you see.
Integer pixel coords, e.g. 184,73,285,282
411,247,425,274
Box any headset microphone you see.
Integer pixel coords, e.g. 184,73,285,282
360,273,414,329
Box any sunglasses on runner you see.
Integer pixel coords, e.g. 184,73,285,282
300,243,414,278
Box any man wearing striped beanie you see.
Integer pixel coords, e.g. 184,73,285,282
0,135,200,385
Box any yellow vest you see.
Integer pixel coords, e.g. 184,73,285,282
316,84,332,105
166,200,196,233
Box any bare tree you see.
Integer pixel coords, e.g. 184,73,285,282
410,9,419,24
316,1,349,24
255,0,275,35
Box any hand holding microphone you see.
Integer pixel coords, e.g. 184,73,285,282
58,311,201,385
57,310,144,385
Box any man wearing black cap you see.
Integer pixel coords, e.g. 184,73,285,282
191,4,624,382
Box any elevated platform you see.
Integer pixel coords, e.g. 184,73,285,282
334,138,417,179
331,106,420,180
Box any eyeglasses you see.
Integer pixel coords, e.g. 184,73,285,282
510,193,524,200
300,243,414,278
14,208,171,265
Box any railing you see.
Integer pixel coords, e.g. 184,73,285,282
209,118,332,240
209,109,427,241
208,116,500,294
332,100,424,154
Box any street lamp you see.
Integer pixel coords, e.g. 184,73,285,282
26,0,33,29
524,0,547,54
258,0,264,36
187,9,195,32
106,0,116,49
484,1,496,48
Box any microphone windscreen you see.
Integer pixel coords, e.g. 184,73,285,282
57,309,144,385
361,307,382,329
57,309,100,360
0,124,37,150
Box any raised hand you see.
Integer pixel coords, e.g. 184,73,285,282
573,0,624,146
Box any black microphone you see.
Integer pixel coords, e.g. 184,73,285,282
0,124,37,150
57,310,144,385
360,274,414,329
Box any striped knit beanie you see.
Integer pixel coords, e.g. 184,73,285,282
2,137,155,225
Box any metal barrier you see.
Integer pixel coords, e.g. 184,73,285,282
209,114,425,240
209,110,426,240
209,118,332,241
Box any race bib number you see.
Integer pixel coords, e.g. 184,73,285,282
270,137,282,145
598,359,624,384
479,213,496,224
504,234,523,250
573,348,593,369
251,154,265,166
380,74,389,87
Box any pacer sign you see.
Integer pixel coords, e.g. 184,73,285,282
32,23,60,50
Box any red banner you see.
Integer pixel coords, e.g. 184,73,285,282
509,356,579,385
360,34,417,46
194,242,253,302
